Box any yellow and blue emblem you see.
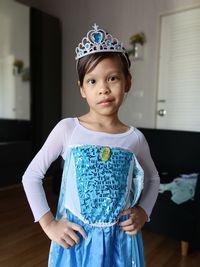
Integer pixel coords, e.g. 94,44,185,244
100,147,111,161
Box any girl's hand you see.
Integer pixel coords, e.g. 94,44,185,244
119,206,148,235
44,219,87,249
40,212,87,249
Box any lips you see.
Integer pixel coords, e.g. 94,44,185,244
98,98,114,105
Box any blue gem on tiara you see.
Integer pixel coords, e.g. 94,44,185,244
91,32,103,43
85,43,91,49
75,24,127,60
105,40,111,46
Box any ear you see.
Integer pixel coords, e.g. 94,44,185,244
125,74,132,93
78,81,86,98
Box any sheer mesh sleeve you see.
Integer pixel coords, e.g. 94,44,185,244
22,119,72,221
134,129,160,218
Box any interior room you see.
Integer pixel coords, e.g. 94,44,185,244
0,0,200,266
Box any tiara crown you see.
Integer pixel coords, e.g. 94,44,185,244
75,24,127,60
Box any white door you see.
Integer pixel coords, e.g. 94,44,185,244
156,8,200,132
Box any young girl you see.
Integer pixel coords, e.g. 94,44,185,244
22,24,160,267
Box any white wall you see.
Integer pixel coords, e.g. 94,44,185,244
0,0,30,120
18,0,200,127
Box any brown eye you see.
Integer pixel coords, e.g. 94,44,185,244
88,79,96,85
109,76,118,82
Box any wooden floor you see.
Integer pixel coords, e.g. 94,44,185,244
0,181,200,267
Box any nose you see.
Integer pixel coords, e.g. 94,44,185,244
99,81,110,95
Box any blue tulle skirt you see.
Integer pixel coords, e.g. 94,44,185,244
48,209,145,267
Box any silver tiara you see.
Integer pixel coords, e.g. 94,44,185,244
75,24,127,60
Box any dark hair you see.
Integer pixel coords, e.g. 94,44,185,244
77,52,131,87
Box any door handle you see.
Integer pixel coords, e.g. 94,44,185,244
157,109,167,116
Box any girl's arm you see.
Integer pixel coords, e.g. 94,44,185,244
22,119,87,247
120,129,160,235
135,130,160,219
22,119,67,221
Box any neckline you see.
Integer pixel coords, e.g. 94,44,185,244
74,117,134,137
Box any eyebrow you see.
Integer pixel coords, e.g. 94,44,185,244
85,70,122,77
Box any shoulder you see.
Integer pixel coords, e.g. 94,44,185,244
131,127,147,144
127,127,149,155
46,118,77,155
54,117,77,131
48,117,77,142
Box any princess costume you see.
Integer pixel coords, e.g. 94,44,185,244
22,25,160,267
22,118,159,267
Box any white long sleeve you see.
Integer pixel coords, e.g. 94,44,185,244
22,119,69,221
135,130,160,218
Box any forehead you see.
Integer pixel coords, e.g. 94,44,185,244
85,55,123,75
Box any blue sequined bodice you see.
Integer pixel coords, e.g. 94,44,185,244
72,145,136,224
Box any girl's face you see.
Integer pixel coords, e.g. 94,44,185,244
80,56,131,117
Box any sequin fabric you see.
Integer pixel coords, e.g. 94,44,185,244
72,145,134,224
